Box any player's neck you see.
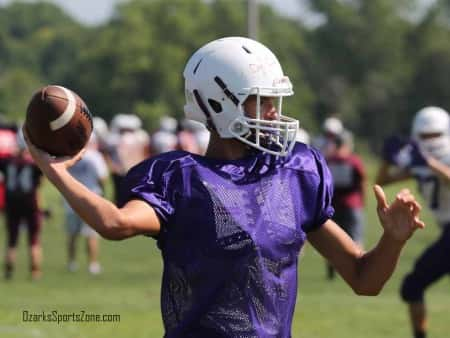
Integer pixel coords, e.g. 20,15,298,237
205,132,249,160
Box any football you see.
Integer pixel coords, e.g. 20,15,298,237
25,85,93,157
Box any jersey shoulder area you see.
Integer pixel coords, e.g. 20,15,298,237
126,150,198,177
283,141,328,175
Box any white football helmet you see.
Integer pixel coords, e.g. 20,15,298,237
183,37,298,156
322,117,343,136
110,114,142,133
412,106,450,159
92,116,109,143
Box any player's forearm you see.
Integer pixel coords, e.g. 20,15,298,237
46,168,131,240
427,157,450,183
353,232,405,295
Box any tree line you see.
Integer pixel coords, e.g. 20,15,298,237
1,0,450,150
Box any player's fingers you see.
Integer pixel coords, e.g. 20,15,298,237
373,185,389,210
396,193,416,205
409,200,422,216
413,217,426,229
73,148,86,163
398,188,411,196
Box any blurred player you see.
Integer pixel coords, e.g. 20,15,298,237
176,118,202,154
64,134,108,274
326,130,367,279
312,116,344,158
151,129,178,155
0,123,18,212
104,114,149,203
0,130,43,280
92,116,110,153
25,37,424,337
376,106,450,338
158,116,178,134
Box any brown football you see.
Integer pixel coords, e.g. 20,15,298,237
25,85,93,157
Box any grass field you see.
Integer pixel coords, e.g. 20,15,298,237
0,158,449,338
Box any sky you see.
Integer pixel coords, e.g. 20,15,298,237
0,0,438,26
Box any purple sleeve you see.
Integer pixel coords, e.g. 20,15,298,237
118,158,175,226
382,135,408,164
307,148,335,232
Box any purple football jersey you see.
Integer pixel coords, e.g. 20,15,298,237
120,143,334,338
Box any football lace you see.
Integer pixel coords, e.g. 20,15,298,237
80,104,93,129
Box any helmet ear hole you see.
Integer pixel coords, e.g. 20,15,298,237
208,99,222,113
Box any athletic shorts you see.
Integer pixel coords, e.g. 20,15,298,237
65,211,98,238
5,209,41,247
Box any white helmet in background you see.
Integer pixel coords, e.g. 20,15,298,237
159,116,178,134
151,130,178,155
183,36,298,156
92,116,109,142
323,117,343,136
111,114,142,133
412,106,450,159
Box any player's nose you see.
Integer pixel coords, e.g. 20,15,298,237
262,101,279,121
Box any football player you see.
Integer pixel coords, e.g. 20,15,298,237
0,129,43,280
325,129,367,279
376,106,450,338
24,37,424,337
0,122,18,212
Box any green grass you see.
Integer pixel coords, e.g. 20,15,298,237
0,160,449,338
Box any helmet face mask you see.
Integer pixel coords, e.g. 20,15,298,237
412,106,450,159
183,37,298,156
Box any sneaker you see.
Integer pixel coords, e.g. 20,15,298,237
67,261,78,272
88,262,101,275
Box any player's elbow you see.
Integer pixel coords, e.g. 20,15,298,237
96,214,133,241
98,229,129,241
351,282,383,296
354,287,381,296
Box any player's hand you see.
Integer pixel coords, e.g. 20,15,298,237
22,127,85,172
373,185,425,243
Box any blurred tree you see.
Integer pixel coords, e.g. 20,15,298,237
1,0,450,150
0,2,84,120
405,0,450,117
305,0,420,145
68,0,311,131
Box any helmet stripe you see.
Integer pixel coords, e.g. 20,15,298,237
214,76,240,106
193,90,217,132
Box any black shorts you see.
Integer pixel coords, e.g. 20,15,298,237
401,224,450,302
5,208,42,247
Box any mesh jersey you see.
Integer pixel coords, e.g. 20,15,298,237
120,143,334,338
411,152,450,225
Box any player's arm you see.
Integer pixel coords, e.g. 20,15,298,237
307,185,424,296
24,131,161,240
375,160,411,186
50,169,160,240
426,156,450,183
